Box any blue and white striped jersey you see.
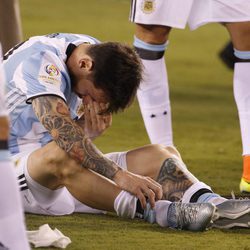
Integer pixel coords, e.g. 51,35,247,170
3,33,100,155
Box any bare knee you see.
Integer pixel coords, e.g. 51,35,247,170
145,144,180,157
164,145,182,159
47,147,81,182
135,24,171,44
28,142,82,189
226,22,250,50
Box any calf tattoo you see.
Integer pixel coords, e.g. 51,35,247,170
32,96,121,180
157,158,193,202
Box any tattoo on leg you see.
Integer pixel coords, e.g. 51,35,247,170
157,158,193,202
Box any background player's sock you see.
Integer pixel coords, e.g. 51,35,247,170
0,150,30,250
134,37,173,146
242,155,250,182
218,41,236,70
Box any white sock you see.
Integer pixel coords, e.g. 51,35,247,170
182,182,227,205
182,182,212,203
197,193,227,206
114,190,137,219
234,62,250,155
137,57,173,146
154,200,172,227
0,151,30,250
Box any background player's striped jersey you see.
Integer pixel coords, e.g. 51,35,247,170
3,33,100,155
0,43,8,117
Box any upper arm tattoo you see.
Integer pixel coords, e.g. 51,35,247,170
32,96,121,179
157,158,194,202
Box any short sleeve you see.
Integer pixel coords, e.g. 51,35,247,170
19,50,69,103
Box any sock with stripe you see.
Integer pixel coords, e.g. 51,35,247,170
242,155,250,182
133,36,173,145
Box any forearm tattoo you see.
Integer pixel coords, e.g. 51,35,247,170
32,96,120,179
157,158,193,202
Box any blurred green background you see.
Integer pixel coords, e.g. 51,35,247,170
20,0,249,249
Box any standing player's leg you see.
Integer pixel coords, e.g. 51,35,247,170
0,46,30,249
225,22,250,193
129,0,195,146
0,0,23,54
133,24,173,145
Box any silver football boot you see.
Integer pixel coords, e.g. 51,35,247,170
212,199,250,229
144,202,216,232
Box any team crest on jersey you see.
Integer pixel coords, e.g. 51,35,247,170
141,0,155,14
45,64,60,76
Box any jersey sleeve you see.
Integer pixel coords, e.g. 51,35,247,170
20,50,69,103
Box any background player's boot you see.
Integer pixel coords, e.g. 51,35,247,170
212,199,250,229
144,202,216,232
240,178,250,193
240,156,250,193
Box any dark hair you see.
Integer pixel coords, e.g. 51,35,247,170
86,42,142,113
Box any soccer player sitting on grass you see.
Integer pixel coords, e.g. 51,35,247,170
3,33,250,231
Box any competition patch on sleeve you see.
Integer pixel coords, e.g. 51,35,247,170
38,63,61,85
141,0,155,14
45,64,60,76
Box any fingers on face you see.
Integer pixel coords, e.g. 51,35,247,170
84,101,109,132
93,102,111,128
83,104,91,127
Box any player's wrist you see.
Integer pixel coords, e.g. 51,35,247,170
112,166,124,182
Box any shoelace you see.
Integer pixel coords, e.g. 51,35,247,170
231,190,249,200
175,203,199,229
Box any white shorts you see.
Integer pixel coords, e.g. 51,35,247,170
12,149,128,215
130,0,250,30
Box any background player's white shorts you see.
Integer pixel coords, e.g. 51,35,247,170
12,149,128,215
130,0,250,30
0,44,8,117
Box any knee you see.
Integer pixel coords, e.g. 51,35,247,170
135,24,170,44
164,145,181,159
146,144,179,159
42,145,82,182
226,22,250,51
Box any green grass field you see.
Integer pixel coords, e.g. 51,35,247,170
20,0,250,249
